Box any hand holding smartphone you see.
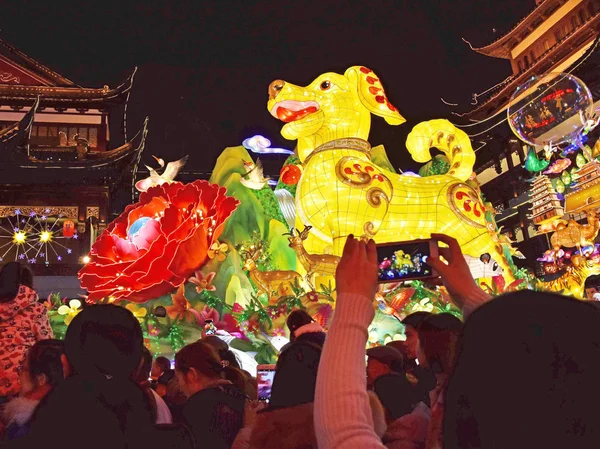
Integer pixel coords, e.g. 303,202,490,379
256,364,276,402
376,239,439,283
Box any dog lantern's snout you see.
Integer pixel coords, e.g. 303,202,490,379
268,80,285,100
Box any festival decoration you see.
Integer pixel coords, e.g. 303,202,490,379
537,255,600,298
285,226,340,290
240,159,270,190
241,244,302,302
267,66,515,281
189,271,217,293
0,209,75,264
78,180,239,303
135,155,189,193
57,299,82,326
464,254,504,279
564,161,600,213
125,303,148,323
543,158,571,175
418,154,450,177
550,209,599,251
576,152,588,168
524,147,550,173
279,164,302,185
62,220,75,238
242,135,294,155
530,175,564,226
507,73,593,147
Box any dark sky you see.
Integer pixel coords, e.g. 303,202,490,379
3,0,533,174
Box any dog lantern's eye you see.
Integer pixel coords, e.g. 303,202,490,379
320,80,331,91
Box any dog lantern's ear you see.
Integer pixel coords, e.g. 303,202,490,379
344,66,406,126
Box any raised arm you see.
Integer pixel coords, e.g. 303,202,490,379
428,234,492,319
315,236,387,449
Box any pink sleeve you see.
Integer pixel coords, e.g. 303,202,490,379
32,304,53,340
453,287,492,319
314,293,386,449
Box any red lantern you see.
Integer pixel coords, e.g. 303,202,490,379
280,164,302,185
63,220,75,238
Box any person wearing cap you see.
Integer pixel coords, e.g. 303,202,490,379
366,345,404,388
286,309,326,347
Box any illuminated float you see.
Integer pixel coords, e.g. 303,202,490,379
507,72,600,295
63,65,600,362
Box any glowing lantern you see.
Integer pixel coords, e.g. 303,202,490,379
39,231,52,242
280,164,302,185
63,220,75,238
13,231,26,244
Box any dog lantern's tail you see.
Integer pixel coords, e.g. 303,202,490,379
406,119,476,182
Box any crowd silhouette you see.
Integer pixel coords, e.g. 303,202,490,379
1,234,599,449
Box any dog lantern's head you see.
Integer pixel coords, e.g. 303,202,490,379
267,66,406,161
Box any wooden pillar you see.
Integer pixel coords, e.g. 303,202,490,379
98,113,108,151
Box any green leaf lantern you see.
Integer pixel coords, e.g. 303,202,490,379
576,152,588,168
561,170,572,186
524,147,550,173
555,178,566,194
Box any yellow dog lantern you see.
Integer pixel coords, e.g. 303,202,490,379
267,66,514,280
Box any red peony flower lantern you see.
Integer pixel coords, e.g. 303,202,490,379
280,164,302,185
63,220,75,238
78,180,239,304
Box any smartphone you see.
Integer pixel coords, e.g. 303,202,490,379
256,364,276,402
376,239,439,283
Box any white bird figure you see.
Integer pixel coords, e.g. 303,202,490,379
240,159,270,190
135,155,189,192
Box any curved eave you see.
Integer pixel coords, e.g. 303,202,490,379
24,116,148,170
0,67,137,109
463,23,600,119
471,1,563,59
0,97,36,146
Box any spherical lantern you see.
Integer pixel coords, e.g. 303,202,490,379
280,164,302,185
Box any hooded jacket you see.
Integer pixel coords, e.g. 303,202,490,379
0,286,53,397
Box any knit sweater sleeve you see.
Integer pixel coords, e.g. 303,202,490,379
314,293,386,449
450,287,492,320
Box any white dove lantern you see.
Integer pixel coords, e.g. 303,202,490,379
135,155,189,192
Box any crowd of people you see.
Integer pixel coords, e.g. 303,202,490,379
0,232,599,449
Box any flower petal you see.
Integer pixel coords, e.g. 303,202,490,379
57,305,70,315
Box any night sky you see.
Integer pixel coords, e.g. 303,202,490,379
3,0,533,175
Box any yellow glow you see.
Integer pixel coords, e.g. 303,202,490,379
511,0,583,59
268,66,516,284
82,255,91,264
39,231,52,242
13,231,26,244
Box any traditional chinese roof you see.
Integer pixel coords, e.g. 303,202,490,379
0,97,36,151
470,0,565,59
463,16,600,121
0,38,76,87
0,110,149,186
0,37,136,109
